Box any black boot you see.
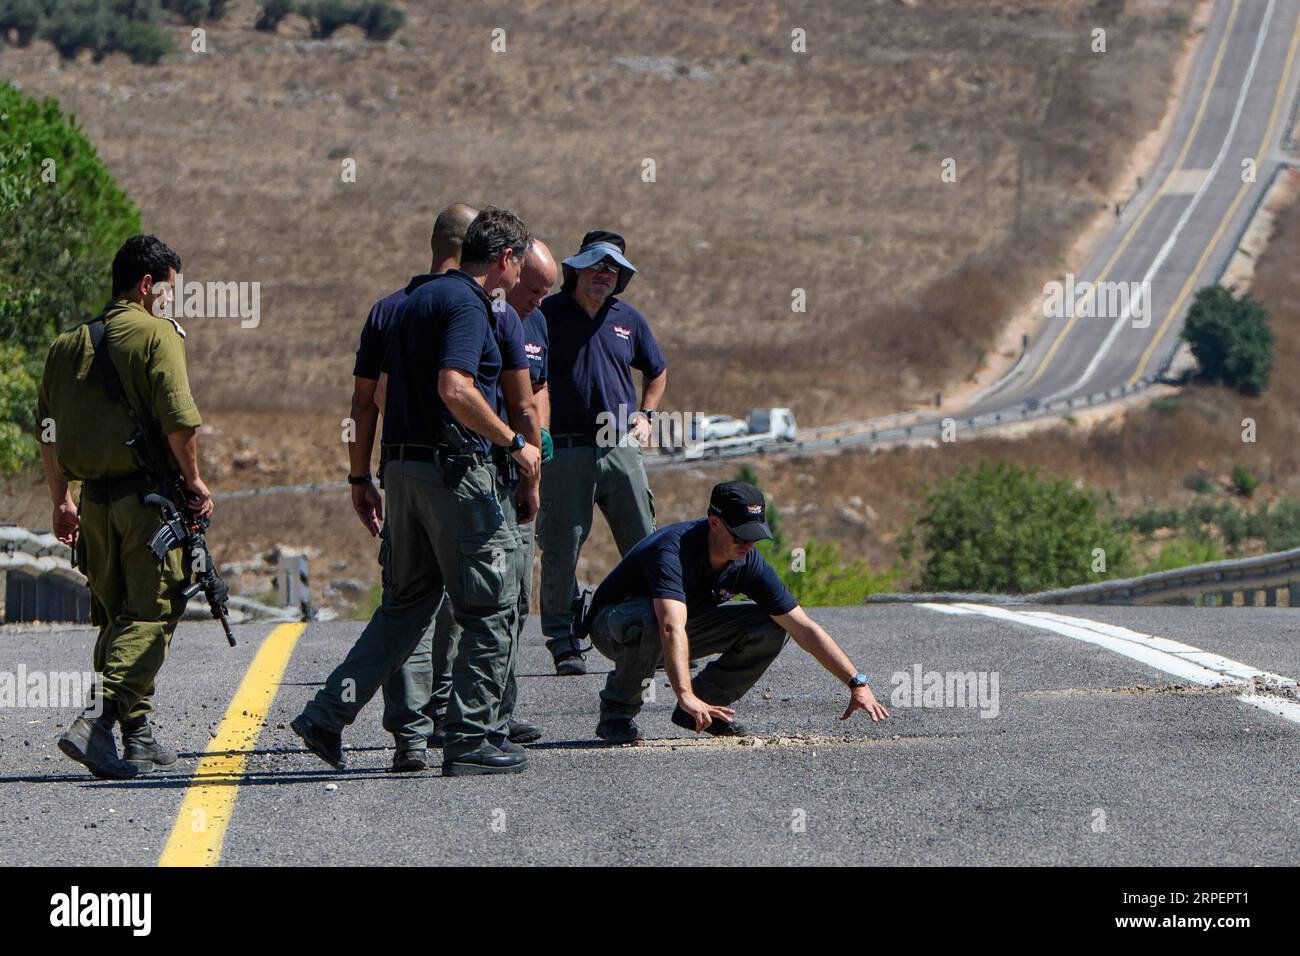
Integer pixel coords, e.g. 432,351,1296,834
121,715,178,772
58,699,138,780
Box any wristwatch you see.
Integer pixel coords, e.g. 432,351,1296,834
347,473,372,486
637,408,656,423
509,433,527,452
848,672,869,689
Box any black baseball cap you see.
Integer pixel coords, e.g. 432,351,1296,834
708,481,773,542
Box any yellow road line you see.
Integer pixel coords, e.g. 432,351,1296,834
1024,0,1241,389
159,622,307,867
1128,10,1300,384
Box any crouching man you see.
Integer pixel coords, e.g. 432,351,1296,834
586,480,890,743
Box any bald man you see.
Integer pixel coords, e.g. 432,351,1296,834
419,240,559,751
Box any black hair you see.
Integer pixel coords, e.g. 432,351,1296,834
111,235,181,297
460,207,531,268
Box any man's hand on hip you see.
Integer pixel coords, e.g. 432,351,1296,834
841,684,890,722
631,415,653,447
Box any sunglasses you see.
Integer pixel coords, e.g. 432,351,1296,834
586,260,621,276
710,512,749,544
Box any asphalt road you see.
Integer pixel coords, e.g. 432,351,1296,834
1,604,1295,866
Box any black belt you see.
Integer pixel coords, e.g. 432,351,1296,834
381,443,440,465
550,433,596,449
381,443,488,466
81,471,156,502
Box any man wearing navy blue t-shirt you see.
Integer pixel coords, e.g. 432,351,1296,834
537,230,667,675
294,207,541,777
586,482,890,744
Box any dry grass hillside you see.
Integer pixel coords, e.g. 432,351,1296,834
1,0,1199,609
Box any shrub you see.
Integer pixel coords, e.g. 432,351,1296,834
255,0,293,31
165,0,209,24
0,83,140,474
39,0,174,64
772,538,896,606
298,0,353,37
1181,285,1274,396
1231,464,1258,498
0,0,43,45
357,0,403,40
1145,537,1223,573
902,461,1134,593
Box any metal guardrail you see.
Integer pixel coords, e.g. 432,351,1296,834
869,544,1300,608
0,524,311,625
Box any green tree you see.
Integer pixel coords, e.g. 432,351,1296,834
255,0,293,31
903,461,1133,593
0,82,141,474
1181,285,1274,395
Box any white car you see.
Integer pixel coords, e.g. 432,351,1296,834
692,415,749,442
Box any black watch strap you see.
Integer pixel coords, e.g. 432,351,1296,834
348,473,372,486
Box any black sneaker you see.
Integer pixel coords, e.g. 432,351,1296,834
595,717,642,744
392,749,427,772
442,744,529,776
554,652,587,676
290,714,346,770
507,717,543,744
58,714,138,780
494,737,526,756
120,716,178,772
671,705,749,737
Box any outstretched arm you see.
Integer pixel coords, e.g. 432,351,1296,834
773,605,890,721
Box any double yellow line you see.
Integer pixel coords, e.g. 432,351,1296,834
1024,0,1242,390
159,623,307,867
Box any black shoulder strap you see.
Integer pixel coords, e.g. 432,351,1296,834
88,315,126,402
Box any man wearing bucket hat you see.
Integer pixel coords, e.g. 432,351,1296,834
537,230,667,675
583,481,890,744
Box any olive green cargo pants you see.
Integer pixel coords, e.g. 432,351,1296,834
537,442,656,657
416,515,532,724
302,457,523,759
77,483,188,721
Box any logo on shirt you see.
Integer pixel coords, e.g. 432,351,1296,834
612,324,632,340
525,342,543,360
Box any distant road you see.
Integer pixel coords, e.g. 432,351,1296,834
653,0,1300,468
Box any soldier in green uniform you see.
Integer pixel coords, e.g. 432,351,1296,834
38,235,212,780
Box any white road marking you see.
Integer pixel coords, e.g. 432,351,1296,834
1042,0,1277,403
1237,694,1300,726
917,602,1300,726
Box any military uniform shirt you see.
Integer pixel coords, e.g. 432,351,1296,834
38,299,201,481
